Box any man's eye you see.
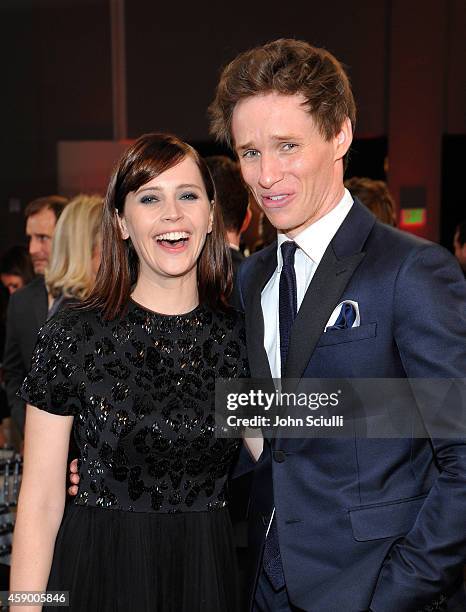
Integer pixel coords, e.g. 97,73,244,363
242,150,260,159
180,192,198,200
38,235,50,242
140,195,158,204
282,143,298,151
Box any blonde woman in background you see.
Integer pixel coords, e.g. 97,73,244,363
46,195,103,317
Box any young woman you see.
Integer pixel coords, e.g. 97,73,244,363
10,133,249,612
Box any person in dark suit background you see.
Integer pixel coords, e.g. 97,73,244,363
453,219,466,277
204,156,251,282
209,39,466,611
4,195,68,438
344,176,397,227
0,246,35,442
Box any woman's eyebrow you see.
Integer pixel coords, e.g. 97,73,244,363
176,183,202,190
135,183,202,194
135,185,162,194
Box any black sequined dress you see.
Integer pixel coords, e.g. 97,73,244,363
19,300,249,612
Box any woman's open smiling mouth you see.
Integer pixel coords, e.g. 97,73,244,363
155,230,191,252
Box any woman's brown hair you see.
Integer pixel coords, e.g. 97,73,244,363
81,133,232,319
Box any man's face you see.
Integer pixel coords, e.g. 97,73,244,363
231,92,352,238
453,230,466,271
26,207,57,274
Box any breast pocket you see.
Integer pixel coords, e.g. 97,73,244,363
317,322,377,348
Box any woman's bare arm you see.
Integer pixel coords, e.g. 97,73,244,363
10,404,73,610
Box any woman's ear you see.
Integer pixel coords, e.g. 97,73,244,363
116,213,130,240
207,202,214,234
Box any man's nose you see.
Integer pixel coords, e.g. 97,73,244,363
258,154,283,189
29,237,40,255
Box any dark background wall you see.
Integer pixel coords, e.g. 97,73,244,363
1,0,113,245
125,2,388,140
1,0,465,248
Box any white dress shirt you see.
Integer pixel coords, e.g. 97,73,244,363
261,189,354,378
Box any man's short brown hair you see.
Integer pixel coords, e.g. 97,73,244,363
24,195,68,221
208,38,356,148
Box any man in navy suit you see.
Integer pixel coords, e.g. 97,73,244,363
209,39,466,611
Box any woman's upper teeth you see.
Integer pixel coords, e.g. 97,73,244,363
156,231,190,241
269,195,288,200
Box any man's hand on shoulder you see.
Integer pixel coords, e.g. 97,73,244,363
68,458,79,495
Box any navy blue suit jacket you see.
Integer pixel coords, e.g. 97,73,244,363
236,200,466,611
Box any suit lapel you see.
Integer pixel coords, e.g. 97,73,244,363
244,244,277,380
284,245,365,381
284,200,376,383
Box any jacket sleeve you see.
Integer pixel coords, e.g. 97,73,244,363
3,295,27,434
370,244,466,611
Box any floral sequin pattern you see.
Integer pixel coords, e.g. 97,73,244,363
19,302,249,513
19,312,81,415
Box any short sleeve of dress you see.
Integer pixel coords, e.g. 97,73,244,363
18,310,83,416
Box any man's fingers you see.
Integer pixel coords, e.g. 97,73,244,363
70,458,79,473
70,473,80,484
67,485,78,496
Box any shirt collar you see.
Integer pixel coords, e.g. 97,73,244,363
276,189,353,267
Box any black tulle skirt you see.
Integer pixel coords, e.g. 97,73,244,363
45,504,240,612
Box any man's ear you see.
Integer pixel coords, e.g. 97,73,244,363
116,213,129,240
334,117,353,161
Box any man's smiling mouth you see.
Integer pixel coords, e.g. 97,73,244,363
261,193,295,208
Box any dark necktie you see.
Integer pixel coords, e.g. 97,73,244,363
263,240,298,591
279,240,298,370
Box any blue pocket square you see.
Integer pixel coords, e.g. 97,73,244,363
325,300,360,332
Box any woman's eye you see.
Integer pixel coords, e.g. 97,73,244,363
140,195,159,204
180,192,199,200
